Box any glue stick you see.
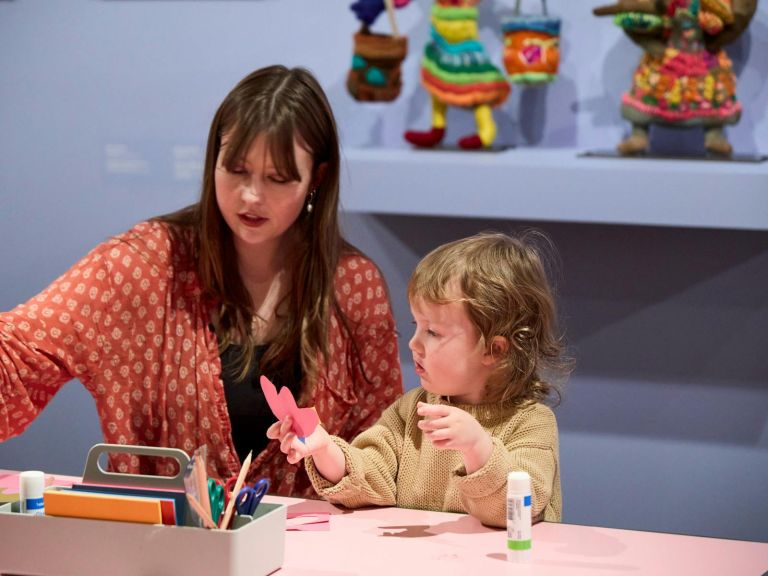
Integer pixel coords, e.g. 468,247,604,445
506,470,532,562
19,470,45,515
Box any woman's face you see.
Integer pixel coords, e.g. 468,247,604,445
215,132,314,255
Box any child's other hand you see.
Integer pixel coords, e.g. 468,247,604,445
266,415,331,465
417,402,493,474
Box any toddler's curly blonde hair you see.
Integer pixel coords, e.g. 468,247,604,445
408,231,572,404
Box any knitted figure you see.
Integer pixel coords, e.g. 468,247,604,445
594,0,758,156
349,0,409,101
405,0,511,149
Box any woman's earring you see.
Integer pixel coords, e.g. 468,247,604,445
307,188,317,214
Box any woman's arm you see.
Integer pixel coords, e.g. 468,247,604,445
0,240,117,441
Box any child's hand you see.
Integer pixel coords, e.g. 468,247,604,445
267,415,347,483
417,402,493,474
266,415,331,465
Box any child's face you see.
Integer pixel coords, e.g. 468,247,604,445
408,289,496,405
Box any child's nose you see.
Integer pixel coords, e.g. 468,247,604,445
408,333,420,353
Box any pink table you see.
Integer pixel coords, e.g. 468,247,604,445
268,496,768,576
2,471,765,575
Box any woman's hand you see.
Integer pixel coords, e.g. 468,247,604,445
416,402,493,475
267,415,346,483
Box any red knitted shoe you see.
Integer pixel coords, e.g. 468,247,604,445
404,127,445,148
458,134,483,149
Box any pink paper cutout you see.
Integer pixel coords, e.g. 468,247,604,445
286,513,331,531
260,375,319,439
0,472,79,494
261,375,288,421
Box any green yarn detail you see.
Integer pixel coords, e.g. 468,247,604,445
365,66,386,86
431,5,478,21
642,94,658,106
424,43,497,75
613,12,663,32
509,72,556,85
351,54,366,71
422,57,505,85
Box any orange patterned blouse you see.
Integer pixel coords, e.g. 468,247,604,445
0,221,403,497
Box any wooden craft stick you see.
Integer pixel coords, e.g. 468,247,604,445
186,494,218,529
195,454,213,520
593,1,658,16
219,450,252,530
384,0,400,37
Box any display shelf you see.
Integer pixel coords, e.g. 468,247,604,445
340,147,768,231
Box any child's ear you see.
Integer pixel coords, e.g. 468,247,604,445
482,336,509,366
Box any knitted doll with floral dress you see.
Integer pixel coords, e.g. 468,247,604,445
594,0,758,156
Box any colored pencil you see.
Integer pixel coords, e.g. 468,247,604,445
219,450,252,530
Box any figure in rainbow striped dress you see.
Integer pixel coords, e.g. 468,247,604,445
352,0,511,149
407,0,511,149
594,0,758,156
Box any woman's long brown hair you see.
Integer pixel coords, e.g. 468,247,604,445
156,65,353,394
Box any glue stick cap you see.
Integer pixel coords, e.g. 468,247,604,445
507,471,531,496
19,470,45,514
20,470,45,493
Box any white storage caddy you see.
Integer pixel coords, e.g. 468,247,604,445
0,443,286,576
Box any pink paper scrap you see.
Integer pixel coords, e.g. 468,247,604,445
286,513,331,531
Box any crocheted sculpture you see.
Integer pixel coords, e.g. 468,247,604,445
402,0,511,150
348,0,409,102
594,0,758,156
502,1,561,85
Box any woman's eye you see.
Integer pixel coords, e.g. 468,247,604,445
267,175,290,184
227,166,246,175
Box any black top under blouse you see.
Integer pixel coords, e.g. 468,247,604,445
219,342,302,464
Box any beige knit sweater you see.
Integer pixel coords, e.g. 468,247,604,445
305,387,561,528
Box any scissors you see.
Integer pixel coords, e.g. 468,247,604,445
207,477,225,523
232,477,270,517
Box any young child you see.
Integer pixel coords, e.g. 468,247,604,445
267,231,570,527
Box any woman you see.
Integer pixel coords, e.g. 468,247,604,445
0,65,403,496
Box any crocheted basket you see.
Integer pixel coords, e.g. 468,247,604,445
501,0,561,85
347,28,408,102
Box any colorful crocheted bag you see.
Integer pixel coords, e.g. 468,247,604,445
501,0,561,85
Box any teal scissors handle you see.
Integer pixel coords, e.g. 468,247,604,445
207,478,224,523
234,477,269,516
